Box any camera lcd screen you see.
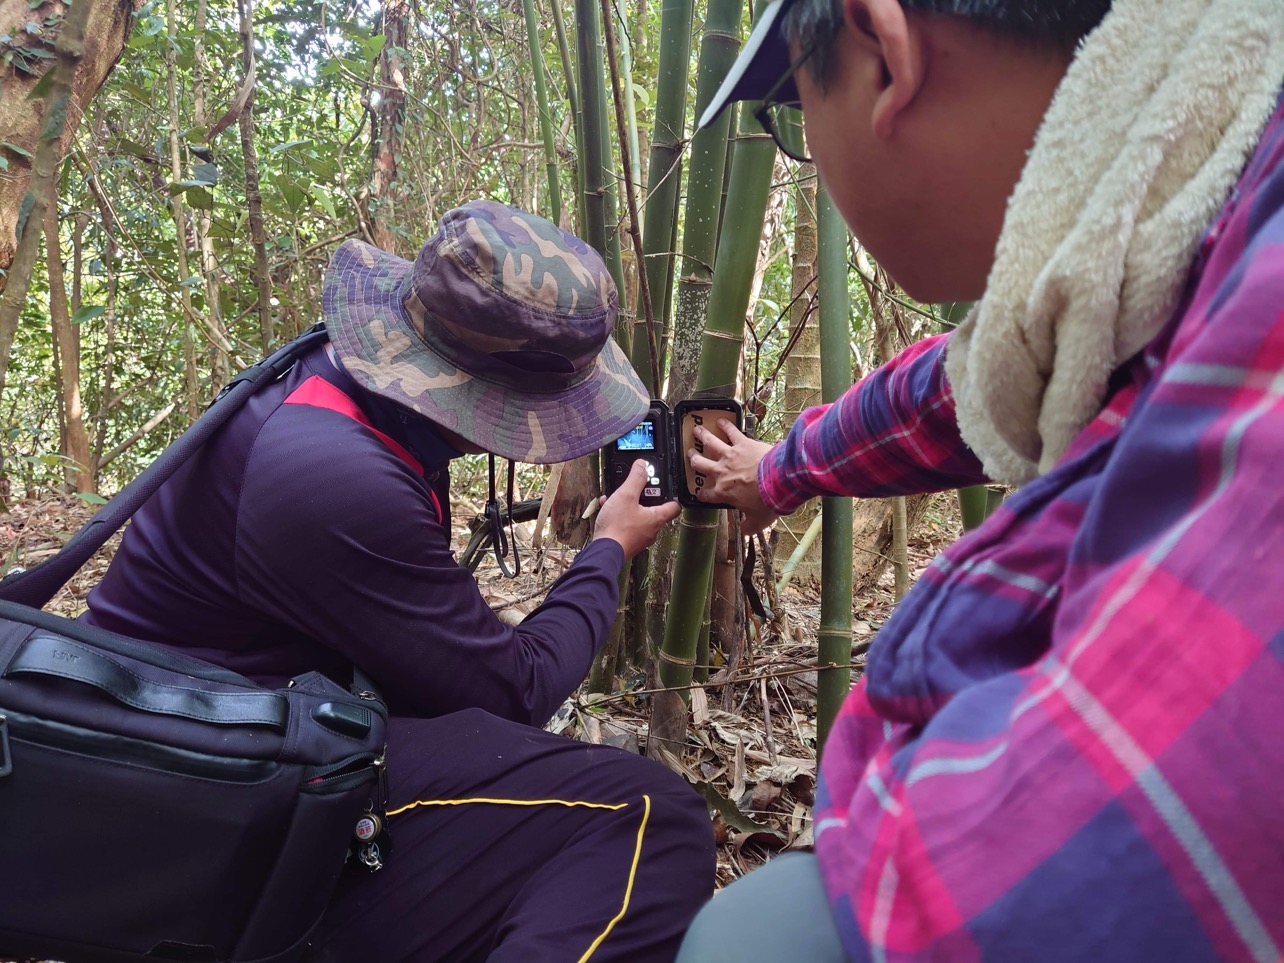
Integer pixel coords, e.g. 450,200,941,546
616,422,656,451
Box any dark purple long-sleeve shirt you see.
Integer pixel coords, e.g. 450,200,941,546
84,344,624,726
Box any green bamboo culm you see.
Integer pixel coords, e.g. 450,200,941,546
523,0,563,225
574,0,615,288
616,7,643,196
587,0,624,305
957,485,989,530
642,0,744,661
938,300,999,530
656,61,778,701
665,0,743,403
547,0,584,235
630,0,697,390
816,188,854,753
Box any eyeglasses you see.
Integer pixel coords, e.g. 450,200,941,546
753,40,818,164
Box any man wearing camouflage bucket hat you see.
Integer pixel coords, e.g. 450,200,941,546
83,200,715,961
326,198,654,465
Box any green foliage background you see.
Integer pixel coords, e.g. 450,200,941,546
2,0,940,499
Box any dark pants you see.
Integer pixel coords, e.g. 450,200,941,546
305,708,716,962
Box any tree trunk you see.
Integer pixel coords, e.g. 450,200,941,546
79,132,119,470
0,0,128,399
709,509,741,669
601,0,657,394
549,454,598,548
237,0,274,353
642,0,743,665
191,0,229,385
45,194,94,493
0,0,139,288
546,0,581,235
368,0,409,254
165,0,199,420
850,493,930,595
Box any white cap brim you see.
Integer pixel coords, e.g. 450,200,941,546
697,0,796,131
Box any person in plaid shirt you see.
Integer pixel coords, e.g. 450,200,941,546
677,0,1284,960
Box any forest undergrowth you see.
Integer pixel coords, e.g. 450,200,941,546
0,490,961,891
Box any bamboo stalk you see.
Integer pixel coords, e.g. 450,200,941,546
630,0,696,385
601,0,661,394
815,188,854,753
666,0,742,402
656,51,777,705
576,0,626,296
575,0,610,261
641,0,744,668
524,0,564,225
548,0,583,233
776,509,823,596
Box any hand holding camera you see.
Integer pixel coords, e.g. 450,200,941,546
593,459,682,559
602,398,744,508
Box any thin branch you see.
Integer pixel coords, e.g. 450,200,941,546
96,403,177,472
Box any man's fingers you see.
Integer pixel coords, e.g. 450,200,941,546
688,449,717,478
652,500,682,524
692,424,731,458
615,458,650,496
712,419,747,444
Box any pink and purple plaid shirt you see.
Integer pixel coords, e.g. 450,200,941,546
760,98,1284,961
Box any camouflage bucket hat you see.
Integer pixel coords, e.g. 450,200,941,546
323,200,649,464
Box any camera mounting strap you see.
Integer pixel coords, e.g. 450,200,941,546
485,454,521,578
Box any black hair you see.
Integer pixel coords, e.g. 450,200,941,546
782,0,1113,89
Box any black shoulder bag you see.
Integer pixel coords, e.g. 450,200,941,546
0,325,389,963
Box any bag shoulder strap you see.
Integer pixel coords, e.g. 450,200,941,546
0,324,330,609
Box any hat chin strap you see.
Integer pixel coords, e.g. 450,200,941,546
484,453,521,578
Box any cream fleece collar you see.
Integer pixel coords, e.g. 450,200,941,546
944,0,1284,486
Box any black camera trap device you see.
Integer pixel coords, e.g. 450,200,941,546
602,398,743,509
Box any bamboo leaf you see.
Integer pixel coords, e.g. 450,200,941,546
694,780,787,839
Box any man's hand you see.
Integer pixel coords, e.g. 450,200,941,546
688,421,778,533
592,459,682,559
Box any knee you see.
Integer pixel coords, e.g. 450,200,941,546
629,758,717,887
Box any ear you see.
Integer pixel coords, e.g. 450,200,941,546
841,0,925,140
